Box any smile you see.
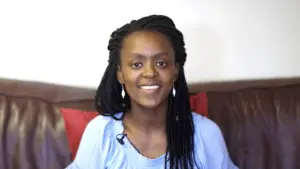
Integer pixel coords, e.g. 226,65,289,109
139,85,160,93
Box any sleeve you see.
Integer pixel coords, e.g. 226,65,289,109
204,120,239,169
65,117,106,169
65,162,80,169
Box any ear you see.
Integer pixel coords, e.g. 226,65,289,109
117,65,124,84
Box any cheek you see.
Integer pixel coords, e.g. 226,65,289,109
162,70,176,83
122,71,139,89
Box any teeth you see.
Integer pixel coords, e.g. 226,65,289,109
140,85,160,90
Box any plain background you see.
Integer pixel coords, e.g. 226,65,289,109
0,0,299,88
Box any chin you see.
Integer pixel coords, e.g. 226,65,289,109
137,97,168,109
139,100,160,109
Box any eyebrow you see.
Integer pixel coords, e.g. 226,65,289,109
131,52,169,59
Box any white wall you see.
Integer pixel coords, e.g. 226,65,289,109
0,0,299,88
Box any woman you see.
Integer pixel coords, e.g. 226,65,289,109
66,15,238,169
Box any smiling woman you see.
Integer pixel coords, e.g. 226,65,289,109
65,14,238,169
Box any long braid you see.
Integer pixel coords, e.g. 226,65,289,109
95,14,200,169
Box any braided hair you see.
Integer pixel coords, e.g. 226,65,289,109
95,14,200,169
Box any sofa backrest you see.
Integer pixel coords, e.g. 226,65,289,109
0,78,96,111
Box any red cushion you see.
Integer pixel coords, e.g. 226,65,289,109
190,92,208,117
60,108,98,160
60,92,207,160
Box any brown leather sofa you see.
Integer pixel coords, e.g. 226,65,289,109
1,77,300,169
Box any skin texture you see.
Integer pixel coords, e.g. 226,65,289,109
117,30,179,158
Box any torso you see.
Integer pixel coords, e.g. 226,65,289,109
66,112,238,169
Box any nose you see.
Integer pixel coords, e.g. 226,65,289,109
142,63,158,78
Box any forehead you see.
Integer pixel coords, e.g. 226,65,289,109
121,31,174,57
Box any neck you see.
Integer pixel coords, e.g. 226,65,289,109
124,101,168,133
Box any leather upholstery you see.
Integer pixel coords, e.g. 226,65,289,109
0,94,71,169
207,83,300,169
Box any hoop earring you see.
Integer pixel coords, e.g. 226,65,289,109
121,85,125,98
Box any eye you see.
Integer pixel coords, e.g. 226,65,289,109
156,61,167,67
131,62,143,69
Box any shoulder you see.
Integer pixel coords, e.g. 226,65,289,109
80,113,122,147
192,112,238,169
85,114,116,132
69,113,122,169
192,112,222,139
192,112,225,150
77,114,117,151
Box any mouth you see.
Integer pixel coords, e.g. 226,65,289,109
139,85,160,93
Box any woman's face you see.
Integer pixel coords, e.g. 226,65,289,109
117,31,179,109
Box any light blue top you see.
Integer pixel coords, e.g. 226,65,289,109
65,112,238,169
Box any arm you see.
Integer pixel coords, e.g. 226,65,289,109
65,116,105,169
